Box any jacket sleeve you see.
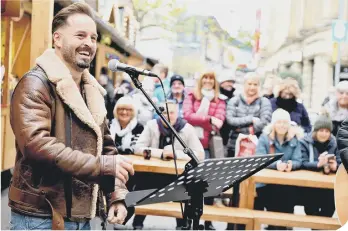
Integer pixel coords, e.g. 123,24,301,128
337,119,348,170
10,76,105,180
101,119,129,203
300,104,312,133
291,139,302,170
133,121,162,158
213,99,226,122
300,140,319,171
256,135,277,170
226,97,253,128
183,93,212,130
134,122,152,154
253,98,272,134
182,124,205,161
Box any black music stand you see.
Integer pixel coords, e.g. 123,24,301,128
125,153,283,230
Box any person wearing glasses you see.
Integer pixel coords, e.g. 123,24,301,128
110,96,144,155
323,81,348,137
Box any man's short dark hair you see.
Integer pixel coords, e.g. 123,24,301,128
101,67,108,75
52,2,94,34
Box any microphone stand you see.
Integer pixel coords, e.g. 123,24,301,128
126,70,200,166
126,70,202,229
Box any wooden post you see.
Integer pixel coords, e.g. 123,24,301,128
30,0,54,67
2,17,13,106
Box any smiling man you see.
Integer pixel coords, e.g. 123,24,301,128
9,3,134,230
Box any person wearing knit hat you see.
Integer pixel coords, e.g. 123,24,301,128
167,74,186,118
254,108,303,227
218,71,236,100
300,111,341,217
313,113,333,132
109,96,144,154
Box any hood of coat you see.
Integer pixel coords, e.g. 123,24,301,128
262,123,304,142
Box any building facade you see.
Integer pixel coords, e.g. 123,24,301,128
259,0,348,111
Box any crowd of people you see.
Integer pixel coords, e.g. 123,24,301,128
99,62,348,230
8,3,348,230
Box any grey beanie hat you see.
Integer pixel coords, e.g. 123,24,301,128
313,112,333,132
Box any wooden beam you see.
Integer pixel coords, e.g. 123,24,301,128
12,21,30,71
30,0,54,67
2,17,13,106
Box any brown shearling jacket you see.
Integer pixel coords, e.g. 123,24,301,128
8,49,127,227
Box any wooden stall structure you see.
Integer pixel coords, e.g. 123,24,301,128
1,0,54,172
1,0,156,174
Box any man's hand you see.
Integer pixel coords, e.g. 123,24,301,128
115,155,134,184
107,202,128,224
211,117,223,129
277,161,287,171
285,160,292,172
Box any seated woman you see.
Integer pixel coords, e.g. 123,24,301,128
132,101,204,230
110,96,144,154
254,109,303,230
300,112,341,217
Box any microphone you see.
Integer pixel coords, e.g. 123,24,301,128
108,59,158,77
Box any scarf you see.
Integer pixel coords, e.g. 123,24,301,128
196,89,215,115
156,117,187,149
276,97,297,112
313,140,330,154
109,118,138,152
220,87,235,99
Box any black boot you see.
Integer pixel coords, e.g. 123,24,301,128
204,221,216,230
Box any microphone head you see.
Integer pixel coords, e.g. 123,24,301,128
108,59,120,72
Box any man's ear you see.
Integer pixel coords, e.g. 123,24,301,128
53,31,62,48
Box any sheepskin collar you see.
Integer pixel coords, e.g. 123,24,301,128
36,49,107,130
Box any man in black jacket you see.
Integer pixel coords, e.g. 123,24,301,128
337,118,348,171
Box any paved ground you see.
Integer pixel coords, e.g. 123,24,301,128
1,187,324,230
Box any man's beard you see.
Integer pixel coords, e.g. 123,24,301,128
61,44,94,71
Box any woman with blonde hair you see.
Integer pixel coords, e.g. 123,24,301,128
183,70,226,230
271,77,312,133
226,72,272,157
255,108,303,230
110,96,144,154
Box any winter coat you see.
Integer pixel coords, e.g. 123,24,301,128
110,121,144,155
134,119,204,160
300,133,341,171
324,98,348,136
256,124,304,170
226,94,272,152
132,92,155,126
183,92,226,149
153,78,170,103
167,90,186,118
219,92,235,145
270,98,312,133
337,118,348,171
9,49,125,223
